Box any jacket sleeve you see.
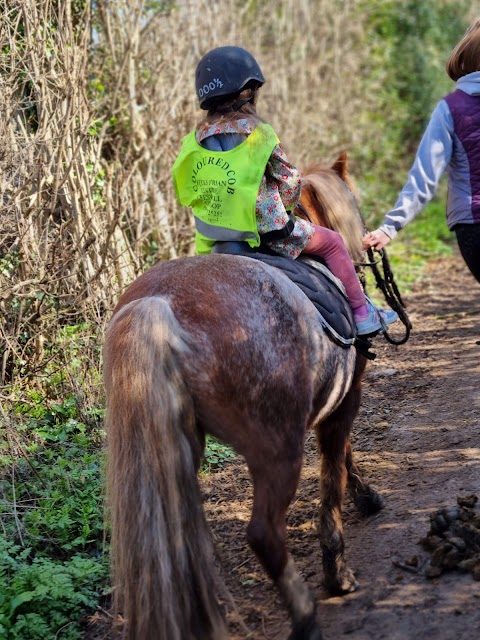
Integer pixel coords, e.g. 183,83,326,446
266,144,302,211
380,100,454,240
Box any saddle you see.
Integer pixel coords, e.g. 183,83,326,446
212,241,373,357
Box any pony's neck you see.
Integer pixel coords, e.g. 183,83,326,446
298,163,365,262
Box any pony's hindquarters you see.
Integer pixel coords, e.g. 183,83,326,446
104,297,227,640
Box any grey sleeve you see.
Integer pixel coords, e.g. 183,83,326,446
380,100,454,239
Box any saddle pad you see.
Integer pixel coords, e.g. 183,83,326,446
245,251,356,347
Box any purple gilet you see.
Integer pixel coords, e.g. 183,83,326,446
380,71,480,239
444,89,480,224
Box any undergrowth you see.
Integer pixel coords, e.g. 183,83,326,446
0,391,108,640
0,538,106,640
202,436,236,472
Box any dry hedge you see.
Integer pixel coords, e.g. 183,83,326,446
1,0,376,397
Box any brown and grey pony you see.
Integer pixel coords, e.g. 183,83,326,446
104,152,384,640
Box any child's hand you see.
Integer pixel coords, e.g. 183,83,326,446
362,229,391,251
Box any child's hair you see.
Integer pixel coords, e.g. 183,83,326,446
446,18,480,81
196,83,264,131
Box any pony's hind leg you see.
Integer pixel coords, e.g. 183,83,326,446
346,439,385,516
245,453,323,640
316,427,385,597
341,359,384,516
315,408,358,596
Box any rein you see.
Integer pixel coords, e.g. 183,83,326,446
339,185,412,344
363,247,412,345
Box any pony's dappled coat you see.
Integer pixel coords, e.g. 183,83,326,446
104,154,383,640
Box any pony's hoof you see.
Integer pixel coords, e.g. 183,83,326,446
288,614,324,640
354,489,385,517
324,568,359,595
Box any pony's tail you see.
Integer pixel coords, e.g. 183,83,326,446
104,297,227,640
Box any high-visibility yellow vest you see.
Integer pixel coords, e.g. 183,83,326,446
172,124,279,254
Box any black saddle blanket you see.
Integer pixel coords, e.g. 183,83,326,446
213,242,356,347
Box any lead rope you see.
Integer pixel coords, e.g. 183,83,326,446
339,186,412,345
361,247,412,345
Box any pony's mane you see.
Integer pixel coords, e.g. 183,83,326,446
300,162,365,262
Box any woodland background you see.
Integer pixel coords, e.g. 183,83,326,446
0,1,475,638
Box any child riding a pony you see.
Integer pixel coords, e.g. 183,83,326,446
172,45,398,336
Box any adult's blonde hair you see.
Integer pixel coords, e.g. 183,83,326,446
446,18,480,81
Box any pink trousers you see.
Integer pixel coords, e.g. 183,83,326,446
305,225,366,313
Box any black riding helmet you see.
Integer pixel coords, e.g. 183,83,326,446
195,46,265,110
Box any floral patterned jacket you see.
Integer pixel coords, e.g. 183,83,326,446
196,117,314,258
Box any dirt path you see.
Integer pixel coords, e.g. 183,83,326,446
202,253,480,640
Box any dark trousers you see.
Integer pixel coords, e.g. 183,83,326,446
454,223,480,284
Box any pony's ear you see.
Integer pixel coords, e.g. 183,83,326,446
331,151,348,181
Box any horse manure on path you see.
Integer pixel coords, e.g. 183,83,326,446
420,494,480,580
